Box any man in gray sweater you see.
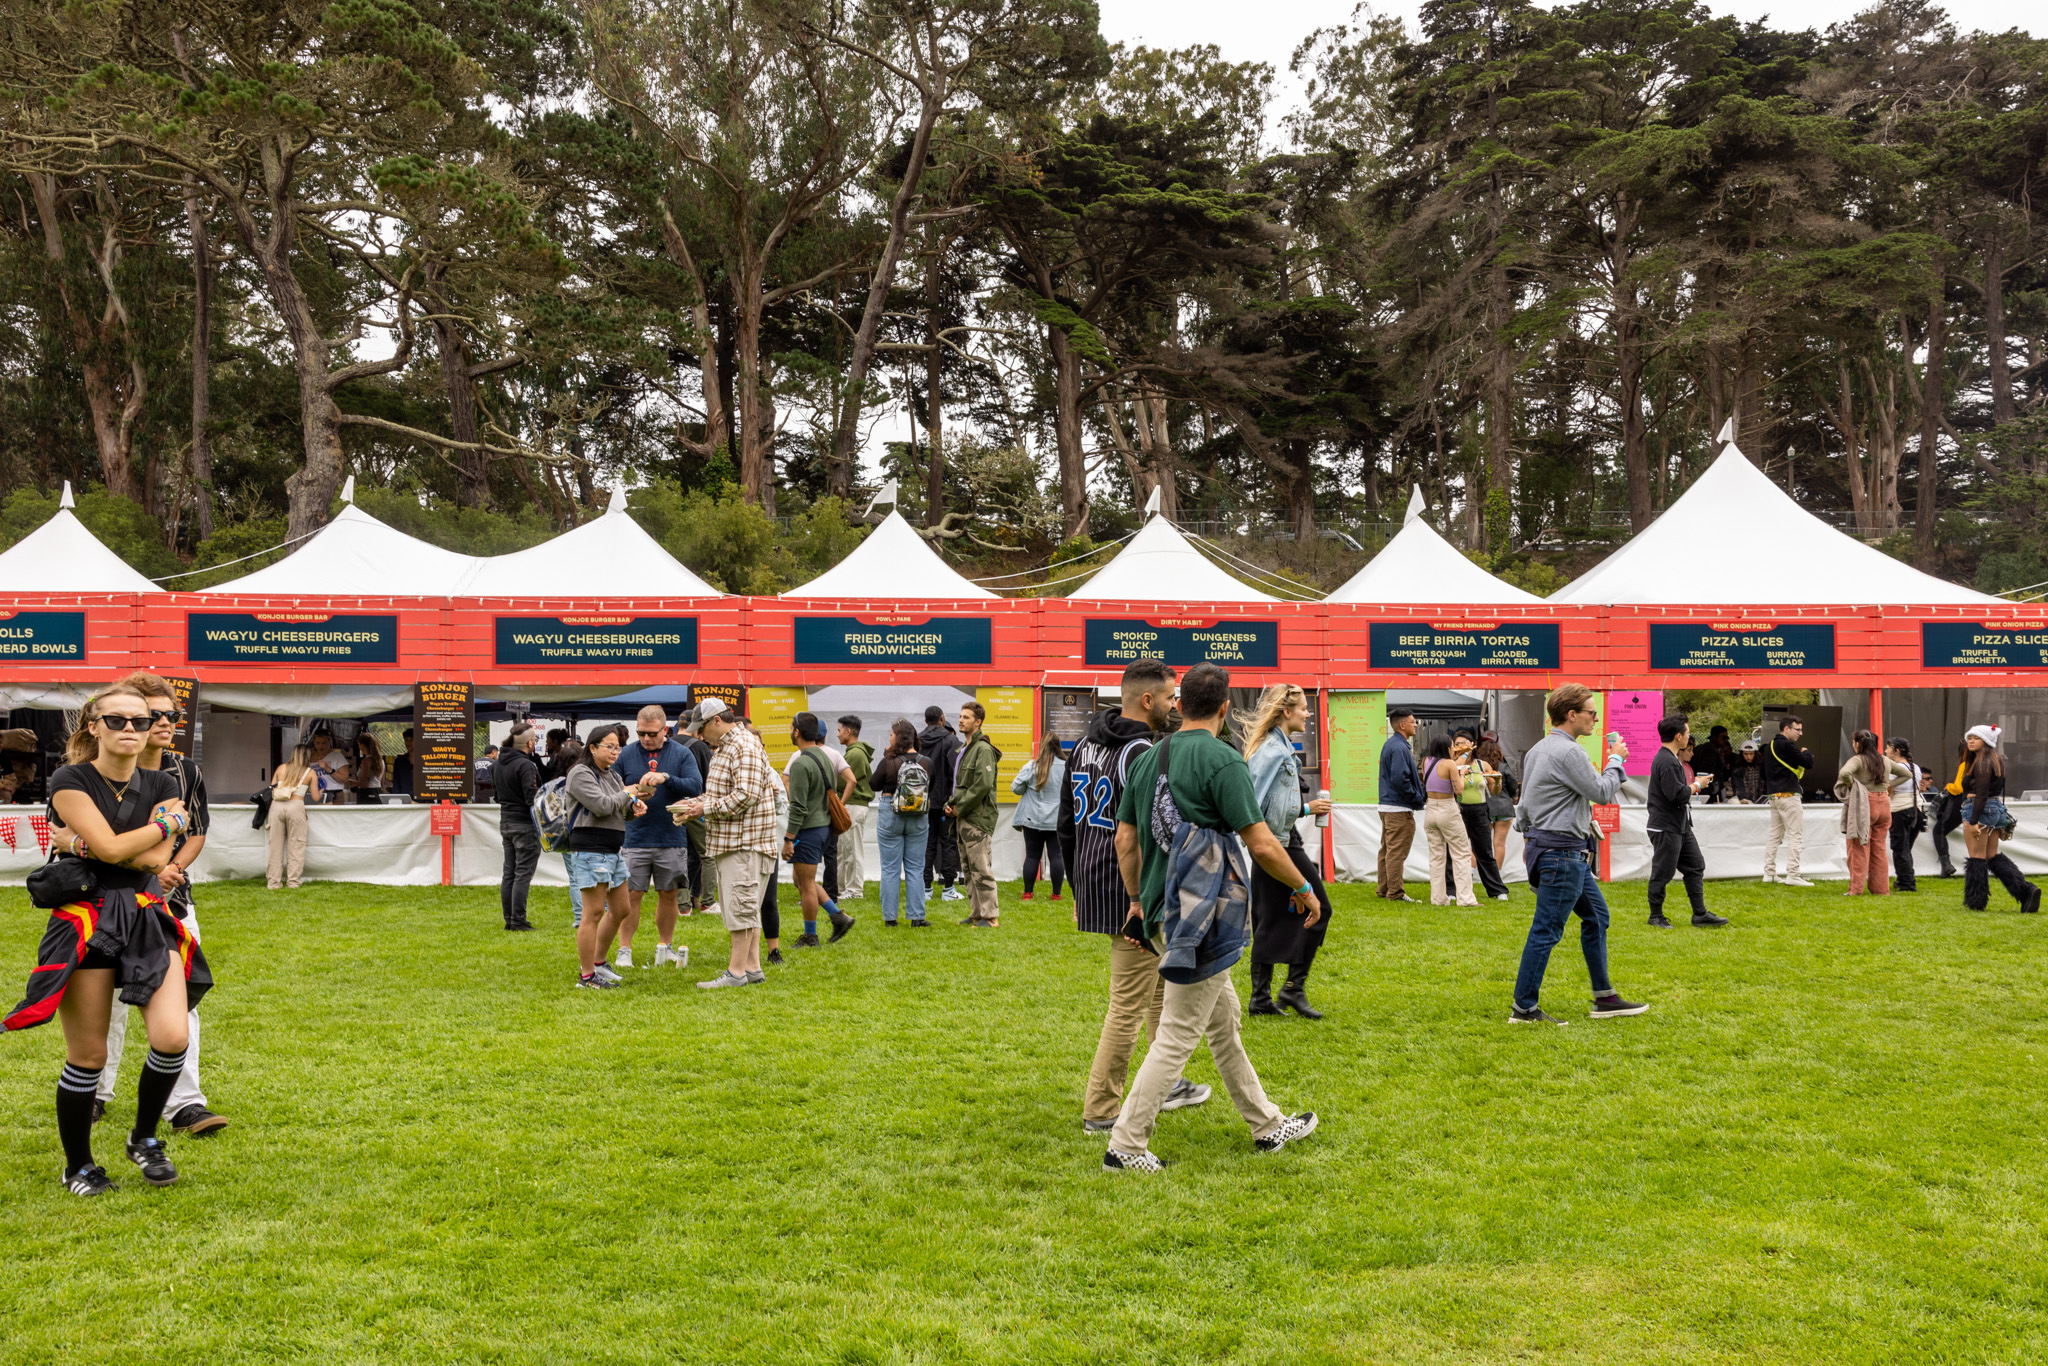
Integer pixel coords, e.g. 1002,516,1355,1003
1509,683,1648,1025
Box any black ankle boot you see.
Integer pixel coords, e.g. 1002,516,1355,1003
1963,857,1990,911
1248,962,1282,1015
1988,854,2042,913
1277,966,1323,1019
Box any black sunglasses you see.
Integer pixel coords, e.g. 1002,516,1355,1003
97,714,152,732
149,709,181,726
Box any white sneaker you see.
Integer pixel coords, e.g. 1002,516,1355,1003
591,963,622,985
1781,875,1815,888
704,901,722,920
615,947,634,969
1761,872,1777,883
1255,1111,1320,1153
697,970,749,990
1103,1147,1164,1173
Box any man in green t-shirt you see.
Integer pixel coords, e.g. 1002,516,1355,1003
1104,663,1321,1172
837,716,873,900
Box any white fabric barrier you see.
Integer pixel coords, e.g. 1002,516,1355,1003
0,803,1034,888
1327,802,2048,882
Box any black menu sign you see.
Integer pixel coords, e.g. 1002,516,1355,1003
412,682,474,800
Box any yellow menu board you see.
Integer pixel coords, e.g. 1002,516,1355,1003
975,686,1036,794
748,686,809,772
1326,690,1385,804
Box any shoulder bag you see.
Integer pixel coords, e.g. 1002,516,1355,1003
806,748,852,835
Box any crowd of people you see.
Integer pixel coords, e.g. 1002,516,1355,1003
6,667,2041,1192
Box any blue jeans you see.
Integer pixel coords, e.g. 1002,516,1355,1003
876,804,929,924
1513,848,1613,1012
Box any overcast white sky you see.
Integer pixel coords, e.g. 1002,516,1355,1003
1098,0,2042,89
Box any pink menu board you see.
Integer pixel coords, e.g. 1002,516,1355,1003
1609,690,1665,776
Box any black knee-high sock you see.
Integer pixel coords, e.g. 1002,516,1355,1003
57,1064,102,1173
132,1047,185,1143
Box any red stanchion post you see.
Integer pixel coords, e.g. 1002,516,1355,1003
430,799,461,887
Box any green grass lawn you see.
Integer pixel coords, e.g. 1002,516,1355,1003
3,869,2047,1364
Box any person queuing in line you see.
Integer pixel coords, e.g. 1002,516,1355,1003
1762,715,1816,887
917,705,963,901
1242,684,1336,1020
93,672,227,1138
1446,730,1509,902
1837,729,1912,898
784,711,857,947
1727,739,1767,804
1509,683,1647,1025
495,722,543,930
1646,714,1725,929
565,723,654,990
1478,733,1518,872
870,720,934,927
8,686,206,1196
949,701,1002,929
1932,741,1968,878
1010,731,1067,902
837,716,873,902
1885,738,1924,892
1060,658,1211,1135
1376,707,1424,902
613,705,704,970
1959,724,2040,914
1104,663,1319,1173
1422,735,1479,908
266,743,319,891
679,717,717,916
784,720,856,920
669,699,780,989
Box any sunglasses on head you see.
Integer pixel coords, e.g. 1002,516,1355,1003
97,714,152,732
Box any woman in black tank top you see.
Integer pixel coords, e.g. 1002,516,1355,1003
5,685,212,1195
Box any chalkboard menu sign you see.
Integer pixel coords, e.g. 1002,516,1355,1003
0,609,85,660
1648,622,1835,671
793,615,993,665
412,682,475,800
1921,621,2048,669
187,611,398,663
493,615,698,666
162,678,199,761
1366,622,1561,670
1083,618,1280,669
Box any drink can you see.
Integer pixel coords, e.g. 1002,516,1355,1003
1315,789,1331,828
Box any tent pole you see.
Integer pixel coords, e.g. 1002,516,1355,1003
1317,687,1335,880
1869,687,1883,742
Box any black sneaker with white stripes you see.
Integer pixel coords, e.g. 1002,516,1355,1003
1509,1006,1565,1025
125,1136,178,1186
1589,993,1649,1018
64,1164,116,1197
1254,1112,1319,1153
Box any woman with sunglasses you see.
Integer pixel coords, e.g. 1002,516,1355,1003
5,686,210,1195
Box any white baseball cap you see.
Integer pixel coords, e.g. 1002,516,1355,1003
689,698,731,726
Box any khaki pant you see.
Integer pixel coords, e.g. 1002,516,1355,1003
266,799,308,888
1378,810,1415,897
1765,794,1804,877
1109,970,1285,1153
714,849,775,930
1083,936,1168,1124
957,821,999,923
838,803,868,898
1424,799,1476,905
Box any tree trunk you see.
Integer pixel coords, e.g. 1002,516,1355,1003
1915,281,1946,562
184,175,215,540
925,262,945,526
28,174,143,506
1047,326,1088,540
1485,259,1514,541
1735,348,1766,459
1285,438,1316,544
429,293,489,506
831,97,944,499
656,199,729,468
1616,309,1651,530
732,262,772,508
1985,235,2013,425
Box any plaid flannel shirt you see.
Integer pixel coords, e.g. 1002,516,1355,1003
699,725,781,855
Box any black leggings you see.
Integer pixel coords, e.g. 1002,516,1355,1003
1020,828,1065,896
762,857,780,941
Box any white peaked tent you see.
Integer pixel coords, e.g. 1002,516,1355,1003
200,478,480,596
1326,487,1542,604
1069,506,1281,604
782,507,994,599
457,486,720,597
0,483,161,593
1551,434,2003,605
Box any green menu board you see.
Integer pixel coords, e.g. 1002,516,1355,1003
1326,690,1386,805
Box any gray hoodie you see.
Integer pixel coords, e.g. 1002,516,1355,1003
565,762,640,851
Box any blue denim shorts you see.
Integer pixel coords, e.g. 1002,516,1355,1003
565,850,628,893
787,825,830,867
